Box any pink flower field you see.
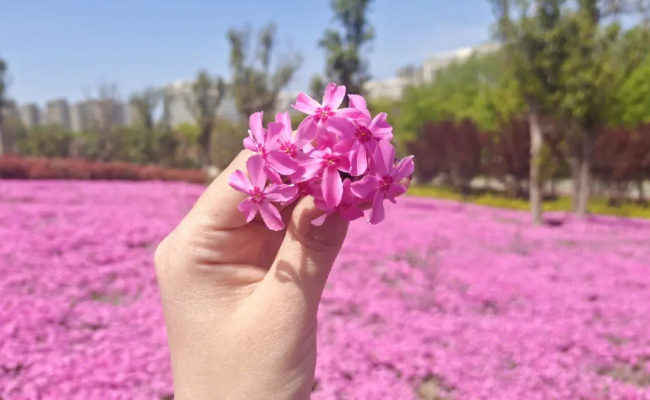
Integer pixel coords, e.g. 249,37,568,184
2,180,650,400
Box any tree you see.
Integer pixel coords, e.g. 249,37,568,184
130,88,160,130
227,23,302,120
86,83,125,161
557,0,647,216
617,55,650,126
0,58,7,156
309,75,327,99
319,0,375,98
491,0,568,224
185,71,226,168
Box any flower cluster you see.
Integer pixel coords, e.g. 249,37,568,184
228,83,414,231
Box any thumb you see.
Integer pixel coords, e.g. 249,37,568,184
255,196,349,321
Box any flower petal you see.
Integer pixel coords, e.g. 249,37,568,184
340,205,364,221
322,166,343,207
369,190,386,225
258,201,285,231
243,136,258,152
373,140,395,176
292,93,321,114
347,94,371,120
228,170,253,193
323,83,346,109
294,158,325,181
295,119,318,147
266,151,298,175
237,198,258,223
311,212,330,226
265,184,299,203
394,156,415,182
327,117,356,139
249,112,265,144
351,175,379,199
386,183,407,203
349,141,368,176
369,113,393,137
246,154,267,190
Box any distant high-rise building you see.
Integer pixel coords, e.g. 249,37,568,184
3,100,21,122
363,43,501,100
19,103,42,129
164,80,239,128
46,99,72,130
70,101,91,132
69,99,127,132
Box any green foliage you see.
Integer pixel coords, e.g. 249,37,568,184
617,55,650,126
185,71,226,166
309,75,326,99
396,52,516,144
17,126,77,158
228,23,302,120
320,0,374,96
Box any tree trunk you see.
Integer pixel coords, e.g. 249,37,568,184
529,108,543,224
576,141,592,218
0,125,4,157
569,153,581,212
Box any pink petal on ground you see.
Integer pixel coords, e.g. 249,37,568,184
246,155,267,190
258,201,285,231
322,166,344,207
323,83,346,109
228,170,253,193
237,198,258,223
292,93,321,114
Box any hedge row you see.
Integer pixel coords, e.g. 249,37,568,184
0,155,205,183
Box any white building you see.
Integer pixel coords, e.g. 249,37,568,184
45,99,72,130
363,43,501,101
19,103,42,129
69,99,127,132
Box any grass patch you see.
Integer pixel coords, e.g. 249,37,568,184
408,185,650,219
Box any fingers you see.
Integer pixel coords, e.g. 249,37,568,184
188,150,255,231
252,196,349,320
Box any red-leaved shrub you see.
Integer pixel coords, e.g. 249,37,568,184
0,155,205,183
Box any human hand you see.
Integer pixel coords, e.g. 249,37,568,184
155,150,349,400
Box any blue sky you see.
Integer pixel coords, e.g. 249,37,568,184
0,0,495,105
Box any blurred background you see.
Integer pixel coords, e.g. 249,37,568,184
2,1,650,399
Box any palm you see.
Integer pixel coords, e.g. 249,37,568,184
157,153,348,399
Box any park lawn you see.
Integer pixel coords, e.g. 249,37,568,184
409,185,650,219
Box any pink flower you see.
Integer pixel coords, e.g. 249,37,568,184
228,155,297,231
268,112,317,159
351,141,414,224
328,95,393,176
291,83,362,148
297,143,351,208
243,112,298,182
312,179,364,226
